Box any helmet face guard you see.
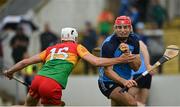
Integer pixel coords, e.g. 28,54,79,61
61,27,78,42
114,16,132,41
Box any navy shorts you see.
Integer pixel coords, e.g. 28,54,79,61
98,80,123,98
133,73,152,89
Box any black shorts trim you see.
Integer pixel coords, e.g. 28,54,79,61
133,74,152,89
98,80,123,98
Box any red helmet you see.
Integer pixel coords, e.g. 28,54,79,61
114,16,132,26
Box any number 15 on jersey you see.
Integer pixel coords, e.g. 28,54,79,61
50,47,69,60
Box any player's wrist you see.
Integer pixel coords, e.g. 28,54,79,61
118,78,127,86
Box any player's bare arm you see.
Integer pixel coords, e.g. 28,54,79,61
139,41,151,69
104,66,137,88
82,52,136,67
4,54,42,79
104,66,126,86
128,54,141,71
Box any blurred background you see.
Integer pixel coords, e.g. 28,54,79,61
0,0,179,106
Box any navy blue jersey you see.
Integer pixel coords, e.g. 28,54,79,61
99,33,140,81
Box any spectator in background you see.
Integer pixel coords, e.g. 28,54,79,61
133,0,150,22
149,0,167,29
118,0,130,16
10,26,29,64
9,26,31,93
97,8,114,44
82,21,98,75
39,22,58,51
117,1,140,31
135,22,148,44
129,5,140,31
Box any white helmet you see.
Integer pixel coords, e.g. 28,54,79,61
61,27,78,42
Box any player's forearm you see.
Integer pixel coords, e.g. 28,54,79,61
7,59,30,74
7,54,41,74
84,54,124,66
104,67,126,85
129,55,141,71
83,53,134,66
95,57,125,66
140,41,151,67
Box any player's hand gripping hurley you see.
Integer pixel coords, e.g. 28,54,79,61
120,45,180,93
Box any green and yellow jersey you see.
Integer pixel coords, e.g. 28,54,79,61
38,42,90,89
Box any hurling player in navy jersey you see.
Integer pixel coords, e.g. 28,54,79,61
98,16,144,106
